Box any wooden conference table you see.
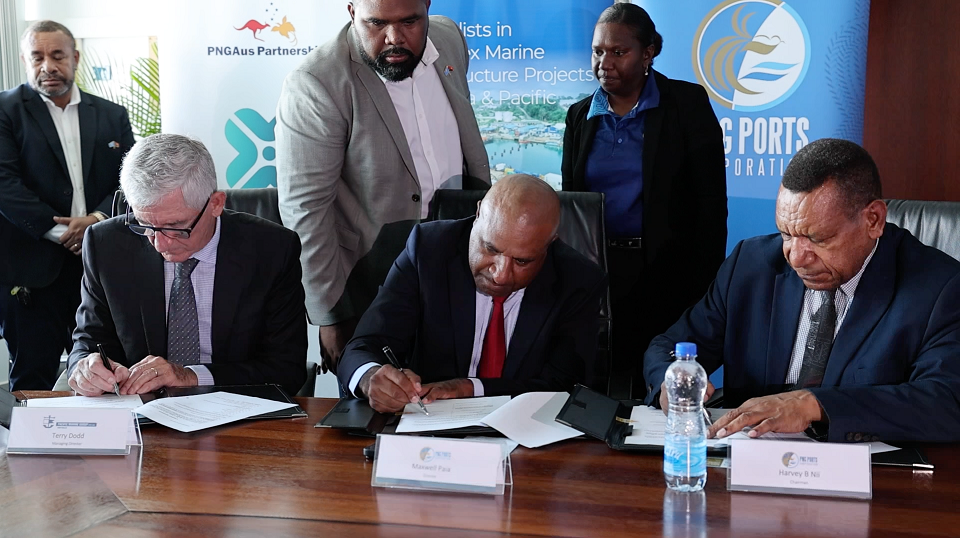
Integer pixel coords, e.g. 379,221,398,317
1,395,958,537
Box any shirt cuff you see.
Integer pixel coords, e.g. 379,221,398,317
469,378,484,397
186,365,215,386
348,362,380,397
43,224,69,243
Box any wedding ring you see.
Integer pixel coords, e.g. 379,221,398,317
151,367,158,378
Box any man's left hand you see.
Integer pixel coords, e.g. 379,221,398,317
420,378,474,404
709,390,824,439
54,215,98,255
119,355,199,395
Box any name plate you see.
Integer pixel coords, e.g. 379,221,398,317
372,434,506,495
7,407,132,455
728,439,871,499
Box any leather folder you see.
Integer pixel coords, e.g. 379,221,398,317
555,384,724,455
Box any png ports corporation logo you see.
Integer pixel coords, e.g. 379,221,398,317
692,0,810,111
225,109,277,189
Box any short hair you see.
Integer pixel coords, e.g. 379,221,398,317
597,3,663,60
120,134,217,210
782,138,882,215
21,20,76,51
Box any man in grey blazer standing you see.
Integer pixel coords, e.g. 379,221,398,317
276,0,490,376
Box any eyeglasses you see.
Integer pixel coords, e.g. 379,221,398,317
125,196,211,239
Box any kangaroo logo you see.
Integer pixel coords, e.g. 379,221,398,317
225,109,277,189
235,20,270,42
692,0,810,111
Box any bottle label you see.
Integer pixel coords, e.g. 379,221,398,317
664,435,707,477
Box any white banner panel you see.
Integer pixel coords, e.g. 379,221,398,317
160,0,350,189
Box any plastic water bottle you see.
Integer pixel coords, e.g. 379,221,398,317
663,342,708,492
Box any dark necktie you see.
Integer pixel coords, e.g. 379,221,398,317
794,290,837,389
167,258,201,366
478,295,507,378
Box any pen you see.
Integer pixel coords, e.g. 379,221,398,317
382,345,429,416
702,408,713,427
96,343,122,397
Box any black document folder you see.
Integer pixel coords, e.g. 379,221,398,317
138,384,306,425
315,398,497,437
555,384,725,455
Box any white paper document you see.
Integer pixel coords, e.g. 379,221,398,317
622,405,901,454
395,396,510,433
134,392,296,433
26,394,144,409
481,392,582,448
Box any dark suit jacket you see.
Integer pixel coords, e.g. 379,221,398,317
644,223,960,443
0,84,134,288
338,218,607,396
68,211,308,395
561,71,727,341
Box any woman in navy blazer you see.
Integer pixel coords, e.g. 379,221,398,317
561,4,727,398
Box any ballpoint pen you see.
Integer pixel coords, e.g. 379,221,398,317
702,408,713,428
382,345,430,416
96,343,122,397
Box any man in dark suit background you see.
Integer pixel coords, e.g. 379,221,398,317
68,134,307,396
339,174,607,413
0,20,134,390
645,138,960,443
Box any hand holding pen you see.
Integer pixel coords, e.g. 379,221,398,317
96,343,122,397
382,346,430,416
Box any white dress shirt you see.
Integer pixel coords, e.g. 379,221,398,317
785,240,879,384
348,289,527,398
41,84,85,243
382,38,464,218
162,217,221,385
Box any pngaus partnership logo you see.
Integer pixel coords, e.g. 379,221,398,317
420,447,452,463
225,109,277,189
693,0,810,111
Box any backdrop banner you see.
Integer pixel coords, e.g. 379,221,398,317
634,0,871,250
160,0,349,190
432,1,611,190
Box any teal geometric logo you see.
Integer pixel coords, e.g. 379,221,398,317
225,109,277,188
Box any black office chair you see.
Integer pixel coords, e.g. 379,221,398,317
885,199,960,261
110,187,318,397
428,189,616,397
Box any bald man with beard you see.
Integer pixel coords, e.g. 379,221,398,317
338,174,607,413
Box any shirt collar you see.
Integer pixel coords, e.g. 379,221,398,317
39,82,81,109
189,216,221,266
838,238,879,300
377,37,439,84
587,73,660,120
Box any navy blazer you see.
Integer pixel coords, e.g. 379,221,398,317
644,223,960,443
339,217,607,396
0,84,135,287
68,211,308,395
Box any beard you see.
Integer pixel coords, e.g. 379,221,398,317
359,45,423,82
32,72,74,98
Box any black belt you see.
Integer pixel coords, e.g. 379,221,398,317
607,237,642,249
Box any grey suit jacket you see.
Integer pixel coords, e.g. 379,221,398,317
276,16,490,326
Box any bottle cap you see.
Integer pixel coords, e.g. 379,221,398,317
675,342,697,357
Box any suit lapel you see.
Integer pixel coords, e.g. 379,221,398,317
431,55,474,176
450,232,477,377
78,93,96,185
22,88,69,178
210,214,248,361
348,29,420,186
766,268,805,385
823,234,896,386
503,248,559,379
136,238,167,357
641,72,666,211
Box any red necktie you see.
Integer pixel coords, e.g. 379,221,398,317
478,295,507,378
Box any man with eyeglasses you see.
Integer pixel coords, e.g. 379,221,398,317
66,134,308,396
